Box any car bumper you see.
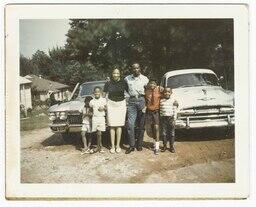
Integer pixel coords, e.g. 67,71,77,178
175,115,235,129
49,124,82,133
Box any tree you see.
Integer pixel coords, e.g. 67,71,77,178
31,50,52,76
65,19,233,85
66,19,131,76
20,19,234,90
20,55,38,76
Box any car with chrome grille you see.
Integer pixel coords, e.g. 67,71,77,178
161,69,234,129
48,80,107,139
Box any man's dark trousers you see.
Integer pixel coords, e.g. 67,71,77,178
127,97,146,148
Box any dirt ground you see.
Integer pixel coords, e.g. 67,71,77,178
21,127,235,183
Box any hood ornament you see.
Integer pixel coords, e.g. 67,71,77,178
197,89,215,101
202,89,207,95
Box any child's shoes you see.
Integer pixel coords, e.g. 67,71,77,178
161,145,167,152
170,146,175,153
81,148,91,155
115,147,121,153
154,149,160,155
110,148,115,154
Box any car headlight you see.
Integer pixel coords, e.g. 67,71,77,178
59,112,67,120
219,107,234,113
49,112,56,121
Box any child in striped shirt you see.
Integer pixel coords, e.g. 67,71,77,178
160,87,179,153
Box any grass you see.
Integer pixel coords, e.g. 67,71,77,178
20,108,50,131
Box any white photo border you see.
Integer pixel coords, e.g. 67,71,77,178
5,4,249,199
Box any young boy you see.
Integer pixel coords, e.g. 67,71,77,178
160,87,179,153
89,86,107,153
80,96,93,154
145,79,162,155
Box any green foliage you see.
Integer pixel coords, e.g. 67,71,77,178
20,55,38,76
20,112,49,131
20,19,234,90
31,50,53,76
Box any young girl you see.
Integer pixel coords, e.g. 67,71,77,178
81,96,93,154
89,86,107,153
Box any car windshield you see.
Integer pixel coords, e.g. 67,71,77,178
167,73,219,89
79,81,106,97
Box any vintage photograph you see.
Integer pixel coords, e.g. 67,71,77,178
19,18,235,184
4,3,250,199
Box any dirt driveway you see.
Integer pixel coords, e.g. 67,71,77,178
21,127,235,183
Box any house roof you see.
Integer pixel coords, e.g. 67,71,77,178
24,74,70,92
20,76,32,85
24,75,32,79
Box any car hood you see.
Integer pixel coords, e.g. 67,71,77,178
172,86,234,110
48,98,84,113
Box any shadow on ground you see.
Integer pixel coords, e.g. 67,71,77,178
41,126,234,152
41,130,129,151
175,127,234,142
41,133,82,149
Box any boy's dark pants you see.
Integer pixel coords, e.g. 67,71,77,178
161,116,175,147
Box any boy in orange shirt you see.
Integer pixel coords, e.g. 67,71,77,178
145,79,163,155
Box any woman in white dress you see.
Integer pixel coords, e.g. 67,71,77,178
103,69,128,153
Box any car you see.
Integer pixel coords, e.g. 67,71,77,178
48,80,107,139
161,69,235,129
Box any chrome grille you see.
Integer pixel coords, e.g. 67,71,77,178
179,106,234,120
53,119,66,124
179,114,234,121
68,114,82,124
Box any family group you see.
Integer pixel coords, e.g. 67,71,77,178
80,63,179,155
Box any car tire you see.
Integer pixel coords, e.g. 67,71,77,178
224,126,235,138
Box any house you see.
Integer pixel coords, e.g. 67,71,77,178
20,76,32,111
25,74,71,102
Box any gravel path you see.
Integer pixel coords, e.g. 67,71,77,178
21,127,235,183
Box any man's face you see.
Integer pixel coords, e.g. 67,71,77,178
131,64,141,77
94,88,101,99
149,81,157,90
164,88,172,99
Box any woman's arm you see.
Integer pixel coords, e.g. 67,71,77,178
123,79,129,93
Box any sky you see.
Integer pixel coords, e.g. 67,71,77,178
20,19,70,58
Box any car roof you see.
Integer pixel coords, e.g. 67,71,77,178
81,80,107,85
163,69,216,78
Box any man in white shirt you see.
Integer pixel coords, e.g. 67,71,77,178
124,63,149,154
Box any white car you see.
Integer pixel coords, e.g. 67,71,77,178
161,69,235,129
